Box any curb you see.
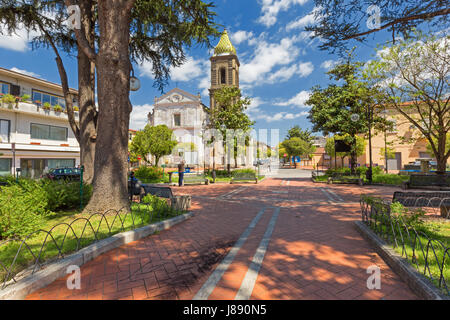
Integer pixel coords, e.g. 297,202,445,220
0,212,194,300
354,220,448,300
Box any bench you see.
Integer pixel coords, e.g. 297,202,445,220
183,174,209,185
392,191,450,218
327,173,363,186
402,174,450,190
231,171,258,184
141,185,191,211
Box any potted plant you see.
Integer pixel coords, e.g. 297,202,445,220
42,102,51,111
20,94,31,103
1,94,16,109
73,106,79,112
53,104,63,113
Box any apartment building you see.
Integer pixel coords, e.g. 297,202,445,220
0,67,80,178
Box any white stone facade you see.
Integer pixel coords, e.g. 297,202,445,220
148,88,208,167
0,67,80,178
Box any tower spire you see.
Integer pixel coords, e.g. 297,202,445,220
214,30,236,56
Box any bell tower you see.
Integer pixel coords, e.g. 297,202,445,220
209,30,240,110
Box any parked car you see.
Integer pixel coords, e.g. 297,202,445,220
44,168,81,181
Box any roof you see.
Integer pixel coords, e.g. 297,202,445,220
0,67,78,95
154,87,201,104
214,30,236,56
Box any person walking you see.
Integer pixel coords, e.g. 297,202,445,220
178,160,185,187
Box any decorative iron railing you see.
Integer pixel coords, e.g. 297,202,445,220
0,203,181,290
360,196,449,295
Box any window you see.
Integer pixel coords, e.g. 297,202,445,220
31,123,68,141
220,68,226,84
0,82,9,95
48,159,75,169
0,119,10,143
32,90,65,109
174,114,181,127
0,159,11,176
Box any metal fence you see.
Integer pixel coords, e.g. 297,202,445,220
360,196,449,295
0,203,181,290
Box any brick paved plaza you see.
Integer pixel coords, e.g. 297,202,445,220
26,176,418,300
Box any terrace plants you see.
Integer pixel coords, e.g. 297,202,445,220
1,94,16,109
20,94,31,103
42,102,51,111
53,104,63,113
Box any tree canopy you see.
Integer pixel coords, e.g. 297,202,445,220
306,0,450,53
130,125,178,167
286,126,314,144
282,137,316,167
364,31,450,173
209,86,255,168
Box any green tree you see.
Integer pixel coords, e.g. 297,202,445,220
210,86,255,168
365,32,450,173
307,53,388,173
130,125,178,167
287,126,313,144
380,147,396,160
306,0,449,53
0,0,218,212
325,134,366,167
282,138,316,168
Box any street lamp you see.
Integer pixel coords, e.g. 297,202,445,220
351,108,373,184
366,105,374,184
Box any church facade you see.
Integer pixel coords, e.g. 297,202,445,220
147,30,255,168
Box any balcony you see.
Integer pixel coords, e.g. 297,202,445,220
0,100,79,121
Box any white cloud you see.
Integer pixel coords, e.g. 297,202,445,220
139,56,204,82
258,0,310,27
130,103,153,130
286,6,322,31
320,59,339,70
10,67,40,78
0,24,39,52
275,90,311,107
230,30,254,45
254,111,309,122
240,36,302,84
266,61,314,83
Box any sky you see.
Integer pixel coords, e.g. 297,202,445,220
0,0,395,140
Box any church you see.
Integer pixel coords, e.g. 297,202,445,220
147,30,255,168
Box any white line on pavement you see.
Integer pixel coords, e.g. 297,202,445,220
327,189,344,202
193,207,268,300
235,207,281,300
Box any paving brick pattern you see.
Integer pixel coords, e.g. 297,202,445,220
26,177,418,300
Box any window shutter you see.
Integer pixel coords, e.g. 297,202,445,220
10,85,20,96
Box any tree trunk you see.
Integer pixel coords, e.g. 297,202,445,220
83,0,134,213
78,0,97,184
436,132,448,175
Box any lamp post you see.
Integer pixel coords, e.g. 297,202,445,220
383,107,389,174
366,105,374,184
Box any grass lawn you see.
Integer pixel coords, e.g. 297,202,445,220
372,215,449,295
0,203,182,285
